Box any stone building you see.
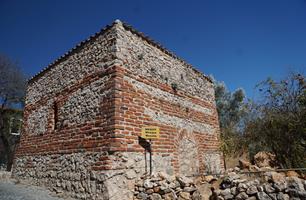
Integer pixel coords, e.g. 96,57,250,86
13,20,223,199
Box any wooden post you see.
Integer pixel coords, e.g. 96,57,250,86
149,139,152,176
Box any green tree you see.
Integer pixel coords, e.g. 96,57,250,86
245,73,306,168
0,54,26,171
213,78,247,168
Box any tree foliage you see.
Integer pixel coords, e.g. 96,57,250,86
213,79,247,156
0,55,26,107
0,109,23,169
0,54,26,171
245,73,306,168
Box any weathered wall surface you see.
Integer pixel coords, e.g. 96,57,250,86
14,77,119,198
13,25,120,199
178,137,199,176
27,104,50,135
26,25,118,105
115,22,214,103
17,69,116,155
111,69,222,175
14,152,109,199
57,75,112,127
13,150,173,199
17,22,120,146
23,24,118,139
112,21,222,176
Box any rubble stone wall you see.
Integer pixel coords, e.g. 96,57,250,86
26,25,118,106
57,75,112,127
14,152,109,199
115,22,214,103
178,137,199,176
111,64,222,176
27,104,50,135
14,70,119,199
110,21,222,175
15,67,116,156
216,171,306,200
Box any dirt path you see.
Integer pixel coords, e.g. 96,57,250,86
0,181,65,200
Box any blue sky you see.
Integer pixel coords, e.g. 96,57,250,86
0,0,305,99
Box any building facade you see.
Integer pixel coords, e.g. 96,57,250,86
13,20,223,200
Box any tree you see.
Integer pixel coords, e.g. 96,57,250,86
245,73,306,168
213,78,247,168
214,81,246,130
0,54,26,171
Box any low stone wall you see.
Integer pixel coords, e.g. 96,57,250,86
13,152,109,199
0,171,12,182
215,171,306,200
134,172,201,200
12,152,177,200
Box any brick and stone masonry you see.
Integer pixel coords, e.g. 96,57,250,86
12,20,223,199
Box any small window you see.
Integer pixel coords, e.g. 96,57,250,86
9,118,22,136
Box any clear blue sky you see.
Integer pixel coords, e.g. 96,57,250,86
1,0,305,99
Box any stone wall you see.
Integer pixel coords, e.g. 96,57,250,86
216,171,306,200
115,21,222,174
134,173,201,200
115,22,214,103
178,137,199,176
16,68,115,156
110,64,221,175
14,153,108,199
203,152,222,175
57,76,111,127
13,151,176,199
27,103,50,135
26,25,118,106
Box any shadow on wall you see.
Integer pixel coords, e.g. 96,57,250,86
138,136,151,175
0,138,7,169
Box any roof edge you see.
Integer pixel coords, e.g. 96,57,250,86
27,21,117,84
28,19,212,84
120,21,212,83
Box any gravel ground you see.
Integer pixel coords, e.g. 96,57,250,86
0,181,65,200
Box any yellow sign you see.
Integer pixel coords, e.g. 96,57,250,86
141,126,160,139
